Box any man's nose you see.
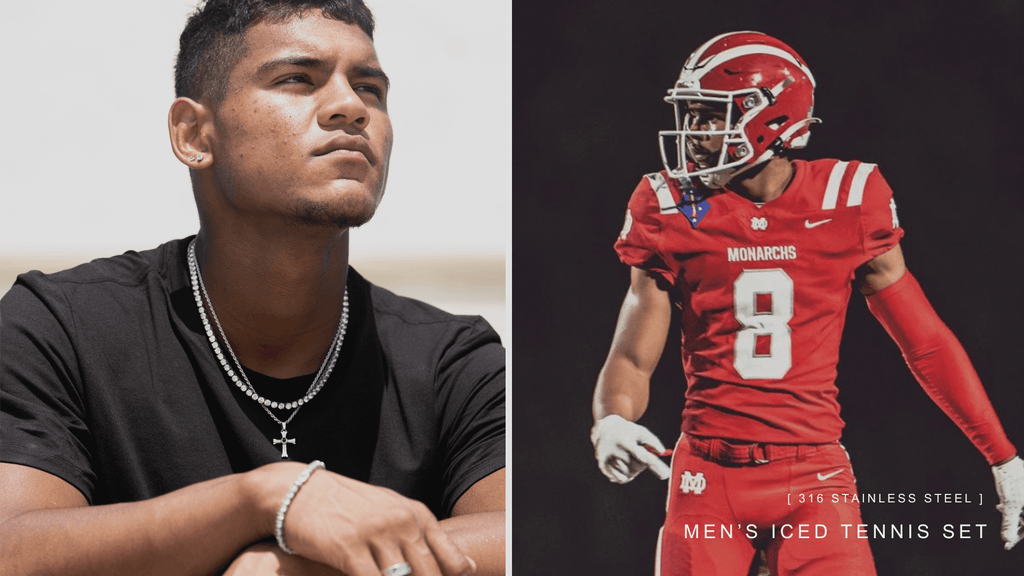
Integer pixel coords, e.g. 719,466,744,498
318,78,369,130
687,116,712,138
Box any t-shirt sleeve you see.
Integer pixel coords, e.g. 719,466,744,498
434,316,505,516
613,175,676,284
1,273,96,501
859,166,905,263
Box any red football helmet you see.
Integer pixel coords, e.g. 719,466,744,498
659,31,820,189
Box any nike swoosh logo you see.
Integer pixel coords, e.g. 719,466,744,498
805,218,832,229
817,469,844,481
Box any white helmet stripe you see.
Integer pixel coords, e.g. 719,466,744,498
690,44,816,87
775,117,819,146
683,30,759,69
846,163,877,207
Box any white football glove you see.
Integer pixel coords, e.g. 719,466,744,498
992,455,1024,551
591,414,671,484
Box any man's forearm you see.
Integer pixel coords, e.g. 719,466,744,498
222,510,507,576
2,461,482,576
593,357,654,422
593,268,672,424
865,271,1016,464
440,511,505,576
0,472,266,576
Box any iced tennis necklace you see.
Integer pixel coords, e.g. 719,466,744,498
187,239,349,458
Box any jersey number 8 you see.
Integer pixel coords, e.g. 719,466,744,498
733,269,793,379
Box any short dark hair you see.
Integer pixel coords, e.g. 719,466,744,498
174,0,375,108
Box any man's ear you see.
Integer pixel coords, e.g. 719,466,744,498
168,97,214,168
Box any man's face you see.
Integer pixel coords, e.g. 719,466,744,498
207,15,393,229
683,101,727,169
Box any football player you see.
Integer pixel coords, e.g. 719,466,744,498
589,31,1024,575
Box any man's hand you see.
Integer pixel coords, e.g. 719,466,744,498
993,456,1024,551
257,463,475,576
591,414,671,484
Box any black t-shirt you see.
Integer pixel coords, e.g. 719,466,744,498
0,237,505,518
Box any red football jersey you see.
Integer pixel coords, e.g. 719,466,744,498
615,159,903,444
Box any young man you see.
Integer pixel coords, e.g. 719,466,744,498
590,31,1023,575
0,1,504,575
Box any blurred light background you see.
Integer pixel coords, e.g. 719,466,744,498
0,0,509,342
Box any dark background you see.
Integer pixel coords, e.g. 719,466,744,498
512,1,1024,574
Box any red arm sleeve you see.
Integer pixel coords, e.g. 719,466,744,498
865,271,1016,465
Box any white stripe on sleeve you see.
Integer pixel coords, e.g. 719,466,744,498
821,161,848,210
846,163,877,207
645,173,678,214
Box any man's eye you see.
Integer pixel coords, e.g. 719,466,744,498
278,75,312,85
357,84,384,99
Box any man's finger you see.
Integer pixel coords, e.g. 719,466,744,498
422,521,475,576
396,538,443,576
643,443,674,458
1003,529,1022,551
598,465,619,483
646,458,672,480
992,456,1024,551
626,444,671,480
342,548,383,576
1001,506,1023,550
402,499,473,576
636,431,667,455
602,458,632,484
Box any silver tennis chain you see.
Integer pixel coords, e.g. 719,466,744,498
187,239,349,458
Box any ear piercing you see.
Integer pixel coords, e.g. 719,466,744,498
188,154,205,163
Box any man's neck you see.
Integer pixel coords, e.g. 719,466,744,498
193,225,350,379
730,157,795,204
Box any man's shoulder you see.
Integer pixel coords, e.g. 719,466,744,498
630,170,684,205
353,270,502,363
794,157,884,189
782,158,890,211
15,238,186,294
362,274,491,333
2,239,191,324
1,239,190,368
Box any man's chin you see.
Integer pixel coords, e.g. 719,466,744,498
293,196,379,229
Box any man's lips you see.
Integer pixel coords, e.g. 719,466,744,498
313,134,376,165
689,153,711,167
688,146,717,167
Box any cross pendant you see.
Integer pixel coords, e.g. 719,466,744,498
273,425,296,459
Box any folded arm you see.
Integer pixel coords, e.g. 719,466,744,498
0,461,476,576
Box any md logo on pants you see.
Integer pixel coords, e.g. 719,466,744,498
680,471,707,495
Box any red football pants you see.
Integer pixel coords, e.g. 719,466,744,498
657,436,876,576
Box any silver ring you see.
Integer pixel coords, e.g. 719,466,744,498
382,562,412,576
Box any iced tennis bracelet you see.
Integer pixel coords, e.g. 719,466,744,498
275,460,326,554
